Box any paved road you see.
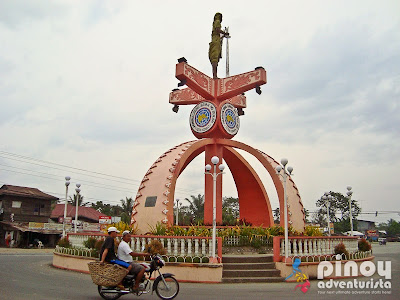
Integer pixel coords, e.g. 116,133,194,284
0,243,398,300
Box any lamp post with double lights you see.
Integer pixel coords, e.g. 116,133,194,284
322,193,332,236
62,176,71,238
275,158,293,260
347,186,353,236
205,156,225,261
74,183,81,233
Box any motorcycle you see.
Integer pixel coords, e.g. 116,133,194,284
97,255,179,300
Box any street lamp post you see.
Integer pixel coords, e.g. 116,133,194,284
74,183,81,233
175,199,180,226
62,176,71,238
347,186,353,236
322,193,332,236
205,156,225,262
275,158,293,261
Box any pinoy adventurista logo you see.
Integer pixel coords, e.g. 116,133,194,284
317,256,391,295
285,258,311,293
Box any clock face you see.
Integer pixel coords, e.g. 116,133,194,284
190,102,217,133
221,103,240,136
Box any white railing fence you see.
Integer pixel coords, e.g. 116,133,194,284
273,236,373,262
223,235,273,247
54,245,95,258
66,233,222,262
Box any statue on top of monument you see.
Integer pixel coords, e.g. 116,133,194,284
208,12,229,79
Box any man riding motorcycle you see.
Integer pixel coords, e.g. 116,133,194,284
118,230,151,292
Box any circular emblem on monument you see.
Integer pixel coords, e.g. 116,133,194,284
190,102,217,133
221,103,240,136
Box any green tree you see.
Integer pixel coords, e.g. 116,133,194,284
91,201,123,217
120,197,134,223
91,201,105,212
314,191,361,234
68,193,90,207
110,205,123,216
386,219,400,237
222,197,239,225
184,194,205,223
175,205,193,225
334,217,359,233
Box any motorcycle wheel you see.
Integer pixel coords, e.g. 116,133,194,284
155,276,179,300
97,285,122,300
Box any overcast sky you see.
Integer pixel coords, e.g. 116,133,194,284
0,0,399,224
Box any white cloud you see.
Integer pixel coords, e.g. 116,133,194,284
0,0,399,223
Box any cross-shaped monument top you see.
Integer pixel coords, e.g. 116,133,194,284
169,59,267,139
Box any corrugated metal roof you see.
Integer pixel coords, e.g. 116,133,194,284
0,185,59,201
51,204,109,222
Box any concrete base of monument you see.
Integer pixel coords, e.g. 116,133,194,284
209,257,219,264
275,256,375,282
52,252,223,283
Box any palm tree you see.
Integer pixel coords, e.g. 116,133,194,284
121,197,134,215
120,197,134,223
184,194,204,222
68,193,90,206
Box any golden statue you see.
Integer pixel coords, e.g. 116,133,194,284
208,13,228,79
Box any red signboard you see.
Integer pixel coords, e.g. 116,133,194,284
99,216,112,224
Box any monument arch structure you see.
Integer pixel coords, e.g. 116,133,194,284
131,14,305,233
131,138,305,233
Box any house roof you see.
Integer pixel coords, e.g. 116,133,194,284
0,185,59,201
51,204,109,222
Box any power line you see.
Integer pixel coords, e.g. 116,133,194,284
0,151,203,195
0,150,137,182
0,168,137,194
0,154,140,185
0,178,123,205
0,163,138,192
46,190,126,205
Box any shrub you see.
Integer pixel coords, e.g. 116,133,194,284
358,238,372,252
238,236,250,246
334,242,349,260
90,249,99,258
103,222,138,235
268,226,284,236
83,237,97,249
57,237,71,248
149,222,168,235
94,238,104,251
250,237,263,249
144,240,166,255
304,225,323,236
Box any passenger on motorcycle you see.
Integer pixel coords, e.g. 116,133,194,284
118,230,151,292
99,227,131,290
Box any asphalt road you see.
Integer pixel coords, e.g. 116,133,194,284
0,243,399,300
